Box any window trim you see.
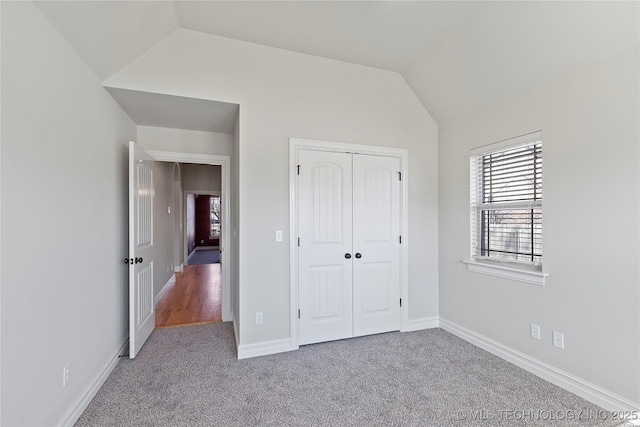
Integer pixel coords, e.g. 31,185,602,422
465,131,547,285
470,131,542,156
462,259,547,286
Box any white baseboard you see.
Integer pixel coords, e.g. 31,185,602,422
237,338,297,360
59,336,129,427
405,316,440,332
195,246,219,250
174,263,183,273
439,318,640,413
155,274,176,305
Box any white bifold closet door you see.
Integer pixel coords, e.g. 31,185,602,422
298,149,401,346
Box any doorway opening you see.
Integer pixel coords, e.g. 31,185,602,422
186,192,221,265
112,89,239,355
156,188,223,328
150,152,232,328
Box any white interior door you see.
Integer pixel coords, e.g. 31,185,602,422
128,141,155,358
298,150,401,346
298,150,353,345
352,154,401,337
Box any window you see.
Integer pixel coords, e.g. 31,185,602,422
465,131,547,285
210,195,220,239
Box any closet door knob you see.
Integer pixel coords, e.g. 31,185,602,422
345,253,352,259
355,253,362,259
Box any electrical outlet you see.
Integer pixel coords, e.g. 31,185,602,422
530,323,541,340
256,312,263,325
62,364,70,387
552,331,565,349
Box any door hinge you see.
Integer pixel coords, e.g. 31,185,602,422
298,237,300,247
398,171,402,181
297,165,300,175
399,235,402,244
298,309,301,319
400,298,402,307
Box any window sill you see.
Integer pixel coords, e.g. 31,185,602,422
462,259,547,286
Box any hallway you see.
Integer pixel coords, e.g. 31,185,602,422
155,263,222,328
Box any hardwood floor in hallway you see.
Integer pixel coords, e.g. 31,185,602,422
155,263,222,329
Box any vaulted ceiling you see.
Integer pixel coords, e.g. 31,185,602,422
35,1,639,126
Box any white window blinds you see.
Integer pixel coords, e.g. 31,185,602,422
470,132,542,267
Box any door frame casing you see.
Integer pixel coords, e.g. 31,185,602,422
148,151,232,322
289,138,409,350
172,164,183,272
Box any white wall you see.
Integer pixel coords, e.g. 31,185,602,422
182,164,221,193
1,2,136,425
153,161,175,297
438,46,640,405
105,29,439,347
137,125,233,157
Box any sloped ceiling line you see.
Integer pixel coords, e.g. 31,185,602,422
36,1,640,126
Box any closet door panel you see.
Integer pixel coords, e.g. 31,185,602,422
352,154,401,337
298,150,353,345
